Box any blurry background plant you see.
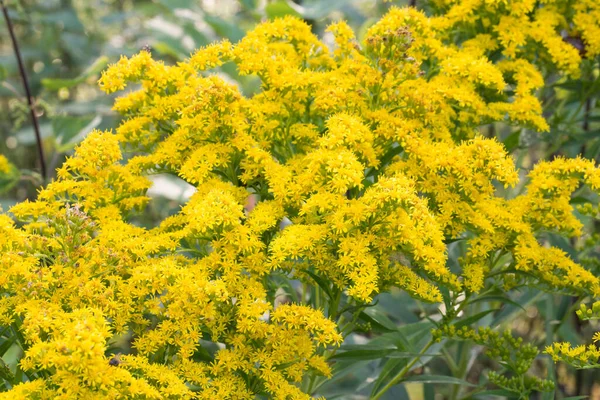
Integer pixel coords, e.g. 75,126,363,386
0,1,599,399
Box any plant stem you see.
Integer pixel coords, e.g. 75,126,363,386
1,0,47,181
371,339,434,400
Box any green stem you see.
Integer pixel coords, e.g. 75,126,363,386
329,289,341,320
315,284,322,310
371,339,435,400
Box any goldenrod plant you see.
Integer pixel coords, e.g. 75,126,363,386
1,0,600,398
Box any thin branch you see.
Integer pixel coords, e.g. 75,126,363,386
1,0,47,181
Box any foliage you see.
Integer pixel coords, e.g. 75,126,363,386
1,0,600,399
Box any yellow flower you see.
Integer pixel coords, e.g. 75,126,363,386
0,154,11,174
2,5,600,397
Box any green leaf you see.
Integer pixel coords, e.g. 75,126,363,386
444,237,465,244
52,115,102,152
41,56,109,90
453,309,497,329
377,293,420,323
547,233,578,261
0,65,6,82
265,0,301,19
304,270,333,300
402,374,476,386
439,285,452,315
552,81,582,91
469,295,525,311
13,365,23,384
152,39,189,61
330,346,397,361
326,358,371,388
359,305,397,332
370,357,408,396
503,130,521,152
370,338,444,398
0,359,15,388
0,336,17,359
397,320,436,342
570,195,591,204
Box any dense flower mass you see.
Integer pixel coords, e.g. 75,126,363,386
1,1,600,398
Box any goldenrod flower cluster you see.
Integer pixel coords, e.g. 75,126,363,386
1,1,600,397
544,342,600,369
546,303,600,369
431,0,600,78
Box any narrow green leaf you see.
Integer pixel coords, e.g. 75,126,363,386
52,115,101,152
330,347,396,361
304,270,333,300
42,56,109,90
370,357,407,396
444,237,465,244
398,320,436,342
469,295,525,311
359,306,397,332
0,359,15,387
453,309,497,329
327,359,370,384
570,196,591,204
503,130,521,152
151,34,191,61
0,336,17,357
439,285,452,315
552,81,582,91
402,374,476,386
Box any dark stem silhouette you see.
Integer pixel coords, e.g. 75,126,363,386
1,0,47,181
